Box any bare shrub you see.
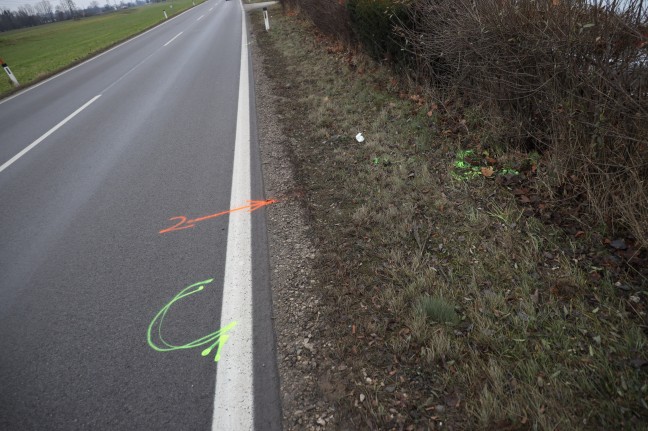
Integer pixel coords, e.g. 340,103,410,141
281,0,355,45
404,0,648,245
346,0,413,65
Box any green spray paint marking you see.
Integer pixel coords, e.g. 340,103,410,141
147,279,236,362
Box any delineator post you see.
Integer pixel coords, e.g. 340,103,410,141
1,58,20,87
263,7,270,31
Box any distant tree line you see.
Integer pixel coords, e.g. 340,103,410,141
0,0,150,31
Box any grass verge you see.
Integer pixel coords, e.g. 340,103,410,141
0,0,202,97
254,7,648,430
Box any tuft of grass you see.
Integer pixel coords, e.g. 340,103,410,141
415,295,459,325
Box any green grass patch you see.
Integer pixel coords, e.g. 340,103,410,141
0,0,202,97
416,296,459,325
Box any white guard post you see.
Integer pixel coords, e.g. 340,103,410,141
1,58,20,87
163,9,168,19
263,7,270,31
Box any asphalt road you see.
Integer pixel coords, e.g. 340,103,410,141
0,2,280,429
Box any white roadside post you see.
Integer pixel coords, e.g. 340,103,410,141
163,9,168,19
263,7,270,31
1,58,20,87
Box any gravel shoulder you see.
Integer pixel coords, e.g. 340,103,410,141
249,16,336,431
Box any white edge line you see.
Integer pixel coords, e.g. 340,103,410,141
0,95,102,174
212,5,254,431
0,2,207,106
163,31,184,47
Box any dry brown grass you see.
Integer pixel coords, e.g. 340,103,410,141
254,8,648,430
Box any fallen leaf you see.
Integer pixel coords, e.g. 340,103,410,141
589,272,602,282
481,166,495,177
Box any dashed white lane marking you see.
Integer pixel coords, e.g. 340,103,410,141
163,31,184,46
0,95,101,174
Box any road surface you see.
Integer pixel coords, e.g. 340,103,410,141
0,1,280,429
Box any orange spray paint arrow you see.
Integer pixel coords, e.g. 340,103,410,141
160,199,277,234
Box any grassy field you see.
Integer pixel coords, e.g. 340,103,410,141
0,0,202,97
253,8,648,430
